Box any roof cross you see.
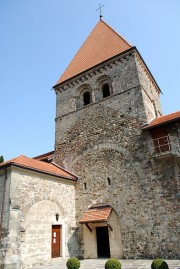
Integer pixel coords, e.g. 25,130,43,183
96,4,104,20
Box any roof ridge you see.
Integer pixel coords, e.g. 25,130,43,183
101,19,132,47
0,154,24,167
56,22,99,86
15,155,25,161
0,155,77,181
55,20,132,85
14,155,45,165
51,162,78,179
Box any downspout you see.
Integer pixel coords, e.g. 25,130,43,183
0,168,7,241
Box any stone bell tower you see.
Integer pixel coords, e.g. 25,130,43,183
53,21,162,169
52,20,178,259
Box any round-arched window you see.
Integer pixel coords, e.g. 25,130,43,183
83,91,91,106
102,83,110,98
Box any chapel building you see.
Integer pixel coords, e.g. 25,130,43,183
0,20,179,269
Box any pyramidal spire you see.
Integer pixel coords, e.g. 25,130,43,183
55,20,132,86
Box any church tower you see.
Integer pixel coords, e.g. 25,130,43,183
53,20,179,259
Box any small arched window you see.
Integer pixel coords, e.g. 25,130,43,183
83,91,91,106
102,84,110,98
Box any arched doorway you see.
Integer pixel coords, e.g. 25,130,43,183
79,204,122,259
22,200,64,268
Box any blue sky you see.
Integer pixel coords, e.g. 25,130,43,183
0,0,179,161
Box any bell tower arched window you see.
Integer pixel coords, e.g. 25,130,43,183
83,91,91,106
102,84,110,98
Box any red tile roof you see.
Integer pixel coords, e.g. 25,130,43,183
79,207,112,223
33,151,54,162
143,111,180,130
55,20,132,85
0,155,77,181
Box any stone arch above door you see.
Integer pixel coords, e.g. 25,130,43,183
79,203,122,259
21,196,66,219
22,200,64,268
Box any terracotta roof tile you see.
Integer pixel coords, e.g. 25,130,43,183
0,155,77,181
33,151,54,162
143,111,180,130
55,20,132,85
79,207,112,223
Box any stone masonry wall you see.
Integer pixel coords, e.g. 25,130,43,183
135,54,163,121
0,170,11,269
54,49,179,258
2,167,77,269
54,101,179,258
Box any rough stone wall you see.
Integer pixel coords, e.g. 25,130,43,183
139,155,179,258
0,170,11,269
2,167,77,269
53,49,179,259
135,54,163,121
54,51,149,151
54,103,179,258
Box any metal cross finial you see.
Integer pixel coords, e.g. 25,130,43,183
96,4,104,20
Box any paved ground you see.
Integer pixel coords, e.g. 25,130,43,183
33,259,180,269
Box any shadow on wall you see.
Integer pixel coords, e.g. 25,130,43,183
67,225,84,259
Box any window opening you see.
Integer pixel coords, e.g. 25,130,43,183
151,128,171,154
84,182,87,190
83,91,90,106
107,177,111,185
102,84,110,98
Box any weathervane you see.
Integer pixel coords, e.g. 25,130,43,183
96,4,104,20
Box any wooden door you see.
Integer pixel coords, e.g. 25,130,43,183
52,225,61,258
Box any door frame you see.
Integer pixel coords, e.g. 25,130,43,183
96,226,110,258
51,225,61,258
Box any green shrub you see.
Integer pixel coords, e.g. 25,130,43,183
105,258,121,269
66,257,80,269
151,259,169,269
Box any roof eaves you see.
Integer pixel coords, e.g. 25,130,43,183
143,117,180,130
53,47,136,89
51,162,78,180
33,151,55,160
2,163,77,182
0,162,13,170
79,219,108,224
